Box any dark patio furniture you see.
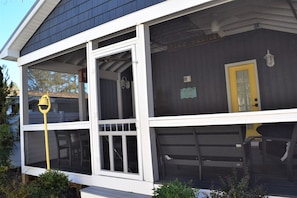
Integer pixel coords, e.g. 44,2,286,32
55,130,82,167
156,125,252,180
79,130,91,166
256,123,297,180
156,127,201,179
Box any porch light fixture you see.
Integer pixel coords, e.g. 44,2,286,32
264,49,275,67
38,92,51,170
120,76,130,89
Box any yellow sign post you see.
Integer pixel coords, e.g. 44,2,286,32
38,92,51,170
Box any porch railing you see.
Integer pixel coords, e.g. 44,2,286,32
98,119,138,174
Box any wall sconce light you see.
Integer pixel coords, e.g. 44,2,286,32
264,49,275,67
120,76,130,89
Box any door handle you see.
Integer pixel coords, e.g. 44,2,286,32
253,98,258,107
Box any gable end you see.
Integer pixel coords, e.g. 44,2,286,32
21,0,165,56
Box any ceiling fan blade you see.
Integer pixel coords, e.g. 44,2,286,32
219,16,239,27
186,28,210,33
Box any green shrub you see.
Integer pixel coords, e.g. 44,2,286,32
0,124,14,167
28,170,70,198
153,179,196,198
211,169,266,198
0,168,29,198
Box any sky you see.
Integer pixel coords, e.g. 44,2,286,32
0,0,36,86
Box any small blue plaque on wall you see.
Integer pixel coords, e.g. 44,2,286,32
180,87,197,99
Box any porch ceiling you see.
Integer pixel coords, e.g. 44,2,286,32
151,0,297,51
32,0,297,73
30,48,86,74
32,48,132,75
188,0,297,37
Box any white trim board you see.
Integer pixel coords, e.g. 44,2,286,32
149,109,297,127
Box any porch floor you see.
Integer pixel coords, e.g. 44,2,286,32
158,146,297,197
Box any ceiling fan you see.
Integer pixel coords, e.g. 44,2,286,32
188,15,239,36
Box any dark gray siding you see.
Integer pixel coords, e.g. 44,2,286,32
152,29,297,116
21,0,164,55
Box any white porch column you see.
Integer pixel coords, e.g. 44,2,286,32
78,81,87,121
20,66,29,125
117,73,123,119
20,65,29,176
134,24,155,182
87,41,101,174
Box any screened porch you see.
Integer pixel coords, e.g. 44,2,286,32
19,0,297,196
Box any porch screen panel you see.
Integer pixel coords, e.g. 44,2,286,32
100,136,110,170
113,136,123,171
26,60,89,124
127,136,138,173
100,79,118,119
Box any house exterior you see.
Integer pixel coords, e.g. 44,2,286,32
1,0,297,196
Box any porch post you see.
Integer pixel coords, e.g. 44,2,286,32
117,73,123,119
78,81,87,121
20,65,29,183
21,66,29,125
86,41,101,173
134,24,155,182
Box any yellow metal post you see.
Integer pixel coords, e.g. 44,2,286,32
43,112,50,170
38,92,51,170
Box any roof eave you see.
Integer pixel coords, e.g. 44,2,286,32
0,49,19,61
0,0,60,61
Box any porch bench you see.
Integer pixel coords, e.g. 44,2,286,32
156,127,201,179
155,125,251,180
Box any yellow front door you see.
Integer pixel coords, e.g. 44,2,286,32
225,60,261,137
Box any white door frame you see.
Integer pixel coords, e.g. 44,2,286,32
88,39,143,180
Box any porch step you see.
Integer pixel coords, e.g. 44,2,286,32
80,186,151,198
